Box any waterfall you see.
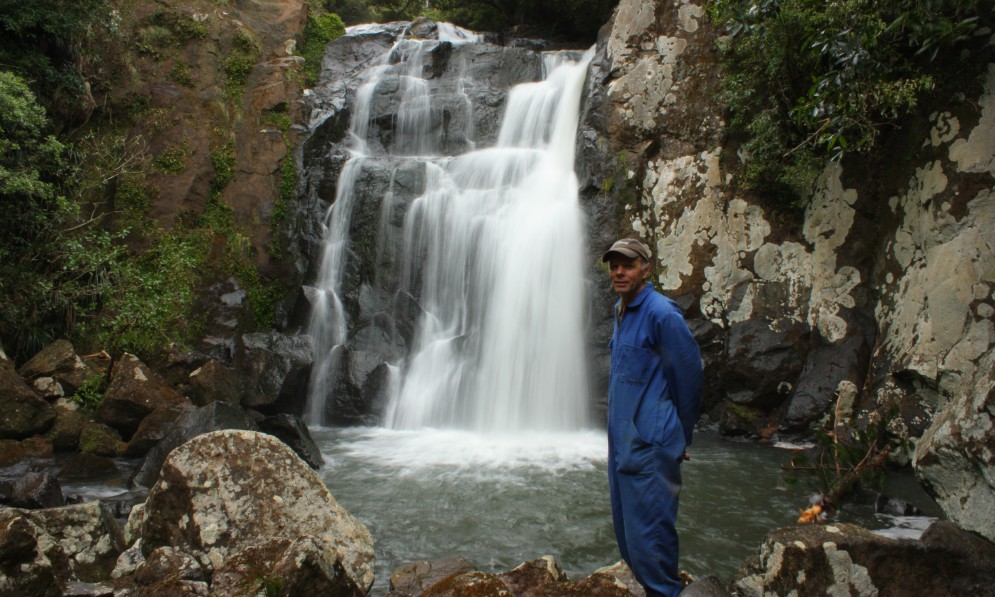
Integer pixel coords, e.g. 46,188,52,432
304,23,594,434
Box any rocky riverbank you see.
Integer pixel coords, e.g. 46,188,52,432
3,340,995,595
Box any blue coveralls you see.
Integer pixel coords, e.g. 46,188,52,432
608,283,703,597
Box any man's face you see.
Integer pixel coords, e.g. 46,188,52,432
607,253,648,302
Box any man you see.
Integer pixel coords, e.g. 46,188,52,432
603,237,703,597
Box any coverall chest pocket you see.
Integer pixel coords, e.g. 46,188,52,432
617,344,657,384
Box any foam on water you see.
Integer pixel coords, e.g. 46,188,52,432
322,426,608,479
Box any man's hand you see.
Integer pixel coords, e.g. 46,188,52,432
681,451,690,461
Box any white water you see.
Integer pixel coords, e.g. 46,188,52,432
304,24,595,434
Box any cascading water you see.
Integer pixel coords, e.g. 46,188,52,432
304,23,594,433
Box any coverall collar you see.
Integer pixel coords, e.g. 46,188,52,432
620,282,656,311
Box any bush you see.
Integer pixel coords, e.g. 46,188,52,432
0,71,125,360
709,0,990,209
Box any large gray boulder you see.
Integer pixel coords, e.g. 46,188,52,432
733,522,995,596
141,430,375,591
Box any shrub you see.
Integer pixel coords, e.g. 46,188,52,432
708,0,989,209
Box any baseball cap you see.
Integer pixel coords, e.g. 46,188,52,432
602,238,651,262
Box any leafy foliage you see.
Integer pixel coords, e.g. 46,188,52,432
362,0,617,39
709,0,991,208
783,403,905,507
0,0,119,123
0,71,125,360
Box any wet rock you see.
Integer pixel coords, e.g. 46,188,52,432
58,453,119,480
724,320,806,413
237,332,313,411
78,421,125,457
130,401,257,488
914,348,995,542
9,471,65,509
21,500,126,582
124,401,196,458
17,340,97,394
47,399,88,451
422,570,511,596
141,430,375,590
498,556,570,593
733,522,995,596
0,508,72,596
389,556,476,596
679,576,731,597
0,351,55,440
258,412,324,469
211,536,364,596
188,360,241,406
0,435,53,467
580,560,646,596
96,353,191,440
782,334,870,431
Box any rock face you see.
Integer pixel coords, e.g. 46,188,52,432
578,0,995,533
294,22,555,424
141,429,375,591
733,522,995,596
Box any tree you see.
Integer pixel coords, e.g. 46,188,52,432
0,71,121,360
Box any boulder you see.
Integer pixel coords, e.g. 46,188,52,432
237,332,313,411
8,471,65,509
78,421,125,457
58,453,119,480
124,401,196,458
389,556,476,596
913,349,995,542
0,508,72,596
96,353,191,440
733,522,995,596
32,376,65,399
583,560,646,597
16,340,97,394
20,500,126,583
46,399,87,451
211,536,364,596
0,435,53,467
0,352,55,440
188,360,241,406
414,556,640,596
258,412,325,469
134,546,205,586
723,319,806,412
129,401,257,488
140,430,375,590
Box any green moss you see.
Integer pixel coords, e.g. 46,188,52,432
168,60,193,87
211,142,237,190
72,375,107,416
152,141,189,174
223,30,260,103
301,12,345,86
